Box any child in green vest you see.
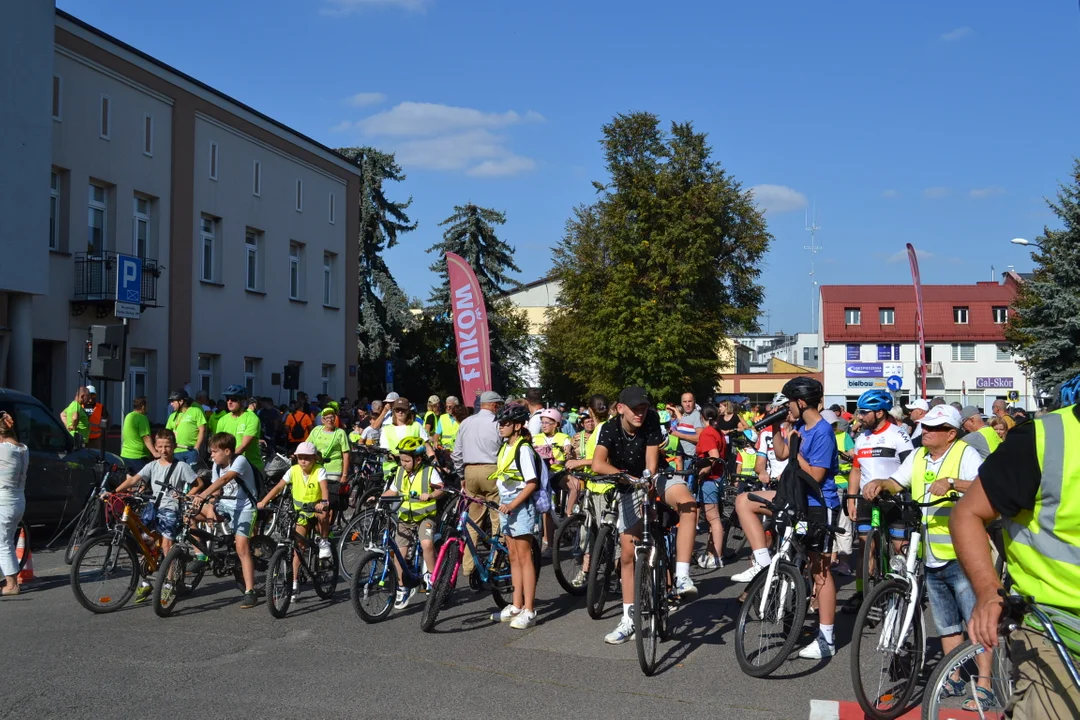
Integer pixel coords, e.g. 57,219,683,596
381,436,443,608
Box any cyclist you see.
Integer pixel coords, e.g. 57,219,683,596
754,393,790,485
952,374,1080,719
958,405,1001,460
694,403,728,569
593,386,699,645
165,389,207,466
380,436,443,607
842,389,914,613
535,408,575,512
491,403,541,629
733,376,842,659
258,441,331,600
862,404,992,711
564,394,609,586
436,396,461,450
307,407,350,513
215,385,265,476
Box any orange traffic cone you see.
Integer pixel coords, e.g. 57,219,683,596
16,528,33,584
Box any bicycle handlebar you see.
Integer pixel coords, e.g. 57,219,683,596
842,491,961,507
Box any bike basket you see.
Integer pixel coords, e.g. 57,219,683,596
264,454,292,482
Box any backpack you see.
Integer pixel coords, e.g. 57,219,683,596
772,432,825,530
514,441,552,515
288,411,310,441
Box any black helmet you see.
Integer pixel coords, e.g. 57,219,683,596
494,402,530,425
781,376,823,405
168,389,189,402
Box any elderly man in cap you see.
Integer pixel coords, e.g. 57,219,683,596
370,391,400,432
959,406,1001,460
451,391,505,577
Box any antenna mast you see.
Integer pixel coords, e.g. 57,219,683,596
804,203,822,333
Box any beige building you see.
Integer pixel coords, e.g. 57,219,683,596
0,6,360,423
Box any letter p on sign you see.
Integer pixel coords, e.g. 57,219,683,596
116,254,142,305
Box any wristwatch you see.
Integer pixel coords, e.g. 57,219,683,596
948,478,955,488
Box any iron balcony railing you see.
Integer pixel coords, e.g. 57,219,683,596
72,251,160,307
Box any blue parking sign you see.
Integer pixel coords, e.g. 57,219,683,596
115,254,142,305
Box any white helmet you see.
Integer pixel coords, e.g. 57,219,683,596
771,392,788,409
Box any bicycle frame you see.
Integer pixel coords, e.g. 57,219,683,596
430,492,510,589
877,528,923,655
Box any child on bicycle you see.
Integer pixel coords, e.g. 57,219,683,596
257,441,331,601
381,436,443,608
693,405,727,570
491,403,541,629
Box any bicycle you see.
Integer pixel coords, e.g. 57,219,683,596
69,491,163,613
733,492,843,677
551,470,615,598
349,496,428,623
848,491,905,601
419,487,539,632
336,447,396,580
62,453,124,564
922,591,1080,719
848,493,959,719
266,501,339,618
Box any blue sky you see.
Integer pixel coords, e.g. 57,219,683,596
60,0,1079,335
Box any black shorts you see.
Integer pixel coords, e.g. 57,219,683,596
804,505,840,554
855,498,906,538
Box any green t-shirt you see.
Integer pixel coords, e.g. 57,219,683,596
64,400,89,440
309,425,349,474
166,405,206,450
121,411,152,459
217,410,264,470
208,410,228,435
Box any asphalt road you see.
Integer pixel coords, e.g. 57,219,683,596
0,540,944,720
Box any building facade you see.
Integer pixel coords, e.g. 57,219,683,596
734,332,820,372
0,7,360,425
819,274,1034,411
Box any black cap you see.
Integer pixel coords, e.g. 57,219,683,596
618,386,650,408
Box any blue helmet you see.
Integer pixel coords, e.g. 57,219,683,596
857,389,893,412
1058,373,1080,408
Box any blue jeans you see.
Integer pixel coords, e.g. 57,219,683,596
175,450,199,466
926,559,977,636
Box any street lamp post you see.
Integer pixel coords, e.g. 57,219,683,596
1011,237,1045,250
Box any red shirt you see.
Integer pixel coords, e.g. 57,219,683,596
696,425,727,480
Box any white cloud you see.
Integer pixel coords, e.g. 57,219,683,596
467,156,537,177
941,26,974,42
881,189,900,198
321,0,428,15
391,129,537,177
922,186,951,200
345,92,387,107
329,120,356,132
359,102,544,137
748,184,808,214
888,248,935,264
969,186,1006,199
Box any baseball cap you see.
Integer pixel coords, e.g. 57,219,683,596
908,399,930,412
86,385,97,395
392,397,411,411
479,391,504,404
960,405,982,422
427,395,440,405
294,441,317,456
820,409,838,425
384,391,400,403
618,386,650,408
921,405,962,429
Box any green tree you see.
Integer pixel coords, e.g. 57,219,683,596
426,204,533,394
337,146,418,396
1005,158,1080,394
541,112,771,401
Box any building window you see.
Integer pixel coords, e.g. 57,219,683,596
329,193,335,224
88,184,107,256
951,343,976,362
133,196,150,258
295,179,303,212
49,171,60,250
845,308,861,325
993,306,1008,324
996,344,1012,362
209,142,219,180
923,346,934,364
52,75,62,120
129,350,148,410
143,114,153,156
802,346,818,366
245,229,262,292
879,307,895,325
289,243,302,300
323,252,336,306
197,354,217,397
954,306,969,324
321,364,333,396
244,358,258,397
99,95,111,139
200,215,217,282
252,161,261,197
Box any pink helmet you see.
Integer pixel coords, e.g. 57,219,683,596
540,408,563,424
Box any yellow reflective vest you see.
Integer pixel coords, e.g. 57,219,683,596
393,465,437,522
910,440,970,562
438,413,459,450
382,422,421,475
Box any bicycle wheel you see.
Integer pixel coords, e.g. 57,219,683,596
69,532,139,613
656,548,671,642
862,528,885,598
65,499,101,565
338,508,382,581
420,541,461,632
350,549,397,623
922,640,1010,720
734,563,808,677
310,539,339,600
851,579,924,719
153,544,189,617
634,551,661,676
489,544,513,609
553,514,588,596
722,516,748,560
266,546,293,618
586,525,617,619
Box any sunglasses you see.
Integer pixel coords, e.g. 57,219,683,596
394,409,408,414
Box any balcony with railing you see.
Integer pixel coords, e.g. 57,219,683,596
71,252,161,317
921,362,945,377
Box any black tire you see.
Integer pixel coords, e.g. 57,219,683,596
552,514,588,596
310,539,339,600
862,528,885,598
338,507,383,582
722,516,748,560
153,544,189,617
350,549,397,623
734,563,808,677
586,525,617,619
922,640,1010,720
65,500,102,565
489,543,513,609
266,546,293,618
70,532,139,613
420,541,461,632
851,579,924,719
633,551,661,676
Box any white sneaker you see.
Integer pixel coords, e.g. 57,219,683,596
318,539,332,559
423,572,433,591
605,615,635,644
291,587,302,603
571,569,587,588
697,553,722,570
732,563,766,583
797,636,836,659
509,609,536,629
674,575,698,600
394,586,414,610
491,605,521,622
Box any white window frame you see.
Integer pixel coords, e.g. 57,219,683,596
209,142,219,181
879,307,895,325
328,192,335,224
323,252,334,307
52,74,62,121
244,358,258,397
99,94,111,139
88,183,108,256
321,364,332,396
197,354,215,397
295,179,303,212
993,306,1008,324
252,161,261,197
996,344,1012,362
200,215,216,282
49,171,60,250
129,350,148,410
289,243,302,300
133,195,150,259
954,306,969,325
143,114,153,157
951,343,976,362
245,229,260,292
845,308,861,325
